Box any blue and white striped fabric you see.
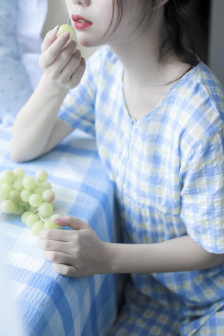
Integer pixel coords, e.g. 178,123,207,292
58,45,224,335
0,125,123,336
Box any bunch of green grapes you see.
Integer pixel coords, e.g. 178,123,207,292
0,168,62,236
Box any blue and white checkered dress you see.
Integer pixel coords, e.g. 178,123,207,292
59,46,224,335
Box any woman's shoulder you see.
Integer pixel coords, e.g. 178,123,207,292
178,62,224,129
169,62,224,158
182,61,224,111
195,62,224,102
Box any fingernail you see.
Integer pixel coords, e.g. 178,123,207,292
54,218,62,222
54,25,60,30
63,32,70,39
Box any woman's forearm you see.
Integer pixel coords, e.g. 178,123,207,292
10,74,69,162
104,235,224,274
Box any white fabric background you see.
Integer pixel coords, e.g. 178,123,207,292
16,0,48,89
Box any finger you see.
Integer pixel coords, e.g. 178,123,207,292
55,215,90,230
52,263,79,277
58,49,82,82
44,251,74,265
39,229,71,241
70,57,86,87
40,32,71,69
38,237,70,253
41,27,59,53
49,41,79,78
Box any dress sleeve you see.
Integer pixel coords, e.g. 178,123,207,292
180,127,224,254
58,48,103,137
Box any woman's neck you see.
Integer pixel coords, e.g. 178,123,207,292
109,7,189,91
108,7,191,122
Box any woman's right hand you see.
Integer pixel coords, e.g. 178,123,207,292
39,27,86,90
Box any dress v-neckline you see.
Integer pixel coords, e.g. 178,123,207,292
119,62,202,126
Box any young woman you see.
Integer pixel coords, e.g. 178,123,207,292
11,0,224,334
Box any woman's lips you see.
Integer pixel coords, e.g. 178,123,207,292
71,14,93,30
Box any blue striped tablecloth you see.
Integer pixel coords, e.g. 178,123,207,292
0,125,123,336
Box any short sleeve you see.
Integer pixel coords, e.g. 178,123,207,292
180,127,224,254
58,48,104,137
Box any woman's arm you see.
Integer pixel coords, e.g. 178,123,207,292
38,216,224,277
10,74,72,162
106,234,224,274
10,28,85,162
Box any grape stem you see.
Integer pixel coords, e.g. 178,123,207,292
34,207,47,222
39,213,47,222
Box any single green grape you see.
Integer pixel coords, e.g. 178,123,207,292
21,211,33,225
22,176,36,190
25,213,40,227
9,190,20,203
1,199,15,213
13,178,24,191
32,221,44,236
29,194,42,208
21,189,32,202
38,202,53,217
13,168,25,179
57,24,73,39
43,220,60,230
35,170,48,183
2,169,14,183
42,189,55,203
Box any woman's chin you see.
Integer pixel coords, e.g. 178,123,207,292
79,40,94,48
76,35,103,48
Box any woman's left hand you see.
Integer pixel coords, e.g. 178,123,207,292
38,216,109,277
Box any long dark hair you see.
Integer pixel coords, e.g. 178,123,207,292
162,0,211,66
112,0,211,67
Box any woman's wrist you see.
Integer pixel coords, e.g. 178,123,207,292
102,242,142,274
101,242,119,274
42,73,69,97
